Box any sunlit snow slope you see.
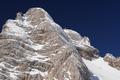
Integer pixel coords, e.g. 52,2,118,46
83,57,120,80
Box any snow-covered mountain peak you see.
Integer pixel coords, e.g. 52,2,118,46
23,7,54,25
0,7,120,80
64,29,91,46
0,7,92,80
24,7,53,20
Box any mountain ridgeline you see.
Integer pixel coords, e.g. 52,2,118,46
0,7,119,80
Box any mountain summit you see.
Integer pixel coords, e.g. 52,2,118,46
0,7,120,80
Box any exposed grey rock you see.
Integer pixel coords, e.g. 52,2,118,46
104,53,120,70
0,7,92,80
64,29,99,60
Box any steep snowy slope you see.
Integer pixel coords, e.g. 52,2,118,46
83,57,120,80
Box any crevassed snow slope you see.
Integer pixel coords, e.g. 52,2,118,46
83,57,120,80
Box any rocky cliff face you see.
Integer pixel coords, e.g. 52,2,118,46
104,53,120,70
64,29,99,60
0,8,99,80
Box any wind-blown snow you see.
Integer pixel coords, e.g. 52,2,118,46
66,71,72,79
26,52,50,62
31,44,44,50
83,57,120,80
28,69,48,76
5,20,27,38
9,73,17,80
64,29,93,48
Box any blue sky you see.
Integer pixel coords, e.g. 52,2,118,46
0,0,120,56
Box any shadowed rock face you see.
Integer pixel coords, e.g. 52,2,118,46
0,8,92,80
104,53,120,70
